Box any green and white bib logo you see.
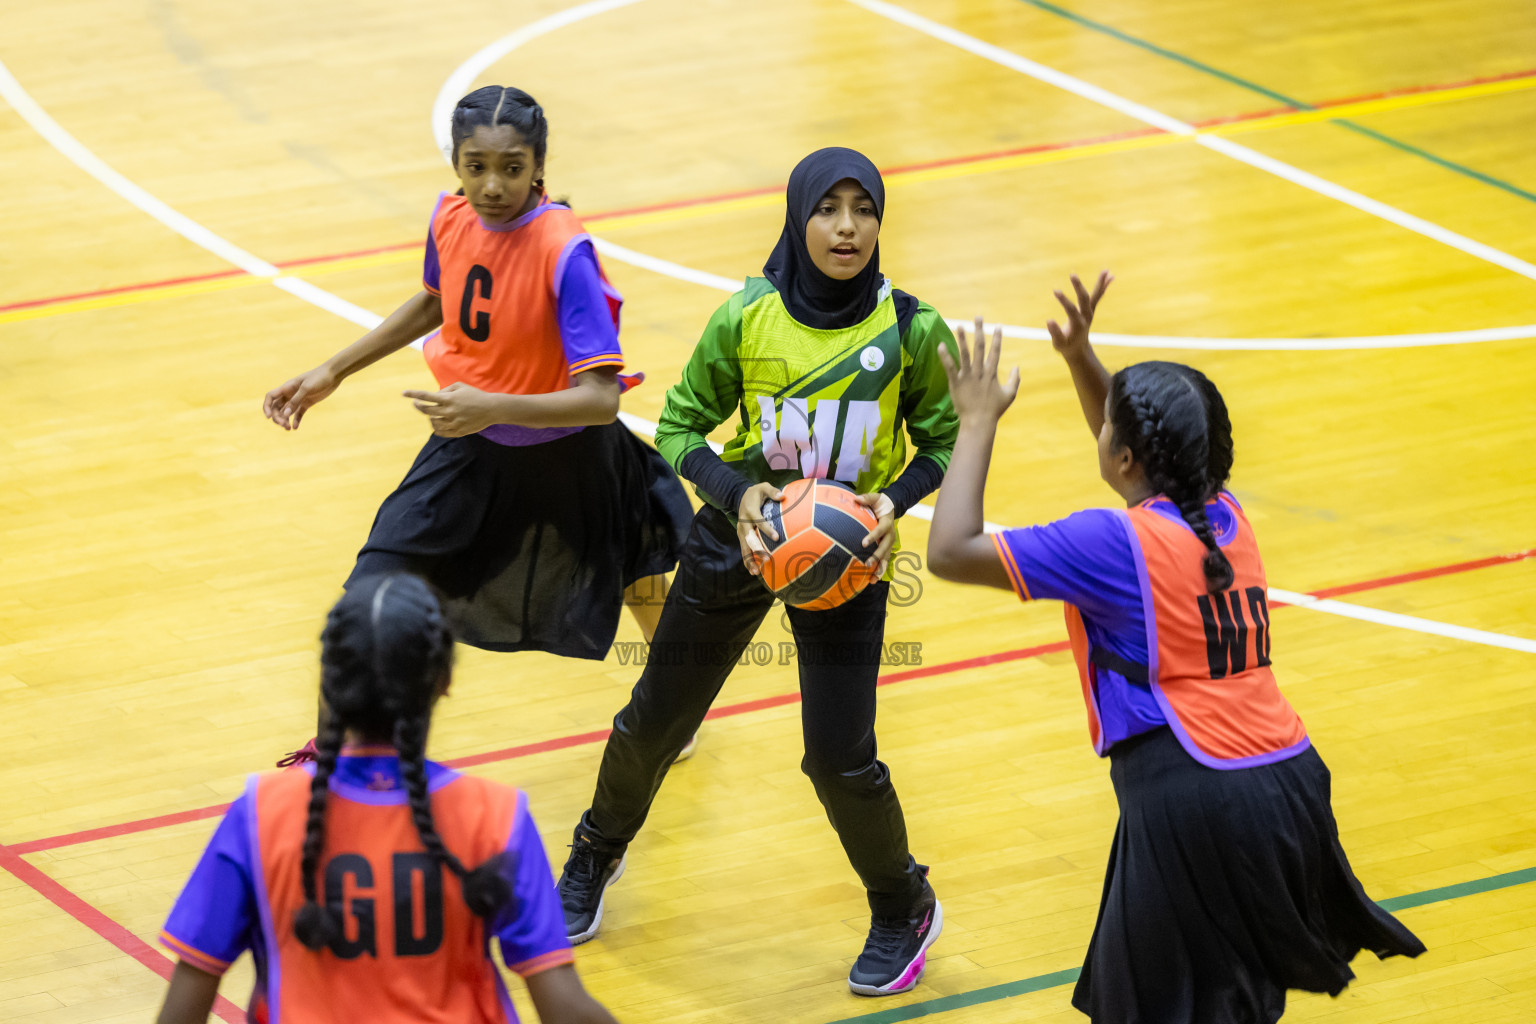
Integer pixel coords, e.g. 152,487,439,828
859,346,885,372
758,397,884,482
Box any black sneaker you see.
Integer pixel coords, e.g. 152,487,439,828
557,828,626,945
848,884,942,996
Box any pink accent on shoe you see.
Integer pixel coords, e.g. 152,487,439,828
915,908,932,938
890,950,927,991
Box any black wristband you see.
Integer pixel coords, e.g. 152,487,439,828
880,456,945,518
679,446,755,516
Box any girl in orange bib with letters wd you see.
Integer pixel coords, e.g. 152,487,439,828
926,274,1423,1024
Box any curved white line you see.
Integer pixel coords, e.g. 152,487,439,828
988,323,1536,349
431,0,648,161
432,2,1536,351
847,0,1536,283
0,61,279,278
0,5,1524,661
593,256,1536,348
593,238,744,293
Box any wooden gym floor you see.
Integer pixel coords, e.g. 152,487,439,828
1,1,1533,1021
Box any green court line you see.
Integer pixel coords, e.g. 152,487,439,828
1378,864,1536,912
1015,0,1536,205
822,863,1536,1024
824,969,1081,1024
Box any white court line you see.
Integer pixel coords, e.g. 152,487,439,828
844,0,1536,284
426,2,1536,350
431,0,648,162
0,63,279,279
4,11,1528,650
1269,589,1536,654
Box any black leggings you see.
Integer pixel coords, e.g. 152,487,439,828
581,507,926,916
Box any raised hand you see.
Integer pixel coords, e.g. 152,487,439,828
940,316,1020,425
1046,271,1112,357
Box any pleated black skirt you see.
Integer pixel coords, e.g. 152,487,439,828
1072,726,1425,1024
345,422,692,659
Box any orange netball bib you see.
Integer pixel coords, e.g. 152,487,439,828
246,768,521,1024
1067,494,1309,768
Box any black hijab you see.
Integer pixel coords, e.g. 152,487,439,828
762,147,917,332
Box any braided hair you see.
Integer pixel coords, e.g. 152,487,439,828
291,574,513,952
1107,362,1236,594
449,86,548,173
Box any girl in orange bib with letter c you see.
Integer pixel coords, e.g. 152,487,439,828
262,86,690,681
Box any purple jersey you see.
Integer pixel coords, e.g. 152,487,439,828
996,506,1167,750
995,498,1248,752
161,753,572,1020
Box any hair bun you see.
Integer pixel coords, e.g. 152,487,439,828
1202,547,1236,594
461,856,515,920
293,901,342,951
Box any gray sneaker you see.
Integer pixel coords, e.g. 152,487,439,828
557,828,626,945
848,884,942,996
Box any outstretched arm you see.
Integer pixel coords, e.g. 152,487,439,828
929,274,1113,590
926,317,1017,590
263,289,444,430
1049,272,1113,437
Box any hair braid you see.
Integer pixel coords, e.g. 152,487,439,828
395,713,512,920
1110,362,1235,594
1193,371,1234,491
1175,490,1234,593
292,716,345,950
302,573,507,946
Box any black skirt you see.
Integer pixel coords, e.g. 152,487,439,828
345,422,692,659
1073,727,1425,1024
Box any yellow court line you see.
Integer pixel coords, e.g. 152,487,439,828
5,72,1533,328
1207,74,1536,137
596,75,1536,228
0,275,266,326
0,254,424,326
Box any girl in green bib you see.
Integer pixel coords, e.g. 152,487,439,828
557,148,958,996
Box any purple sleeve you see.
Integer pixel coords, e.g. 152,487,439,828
998,509,1146,643
423,194,445,294
556,239,625,375
160,791,258,974
493,795,575,977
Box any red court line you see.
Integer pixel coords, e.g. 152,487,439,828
11,805,232,857
11,545,1529,856
445,641,1077,772
1309,66,1536,110
273,243,419,269
445,728,613,770
0,551,1528,1024
0,268,250,313
1310,548,1535,599
6,64,1533,320
1194,66,1536,128
0,844,247,1023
